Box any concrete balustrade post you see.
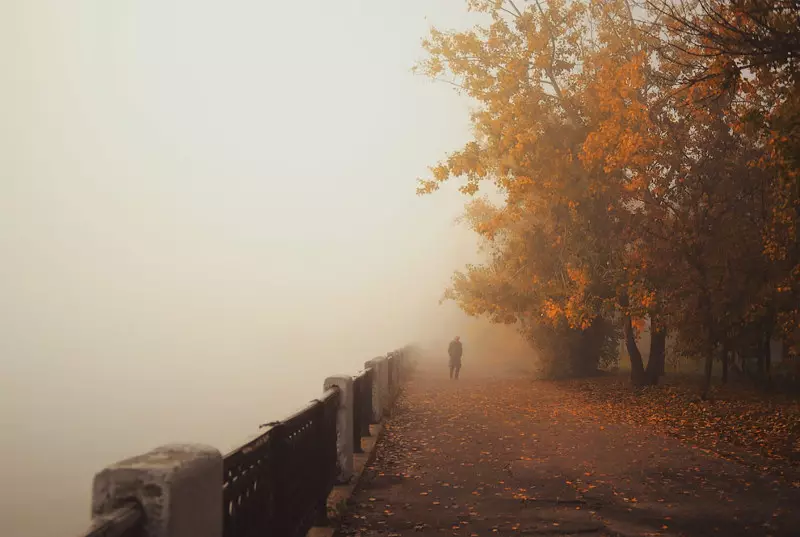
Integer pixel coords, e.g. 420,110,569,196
385,355,393,400
390,351,403,391
92,444,223,537
396,350,405,384
324,375,354,483
365,356,390,417
363,358,380,422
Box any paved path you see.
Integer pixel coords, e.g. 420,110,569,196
339,364,800,536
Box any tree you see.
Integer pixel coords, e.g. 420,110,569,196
416,0,663,380
417,0,799,392
653,0,800,377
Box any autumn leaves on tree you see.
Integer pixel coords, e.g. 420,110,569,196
416,0,800,390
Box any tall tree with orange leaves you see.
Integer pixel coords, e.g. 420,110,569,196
415,0,666,381
417,0,799,392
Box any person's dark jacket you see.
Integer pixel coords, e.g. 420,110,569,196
448,340,463,364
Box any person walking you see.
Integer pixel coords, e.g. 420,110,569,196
448,336,463,380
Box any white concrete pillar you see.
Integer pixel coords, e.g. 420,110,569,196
395,349,405,384
324,375,354,483
393,350,405,389
92,444,223,537
366,356,389,417
386,352,397,399
363,358,383,423
401,345,417,376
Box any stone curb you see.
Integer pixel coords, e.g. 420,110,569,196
307,422,388,537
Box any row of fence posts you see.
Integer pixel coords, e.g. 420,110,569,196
80,348,411,537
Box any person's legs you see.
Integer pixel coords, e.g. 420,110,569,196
455,364,461,380
449,364,454,379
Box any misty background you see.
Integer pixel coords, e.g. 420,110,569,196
0,2,533,536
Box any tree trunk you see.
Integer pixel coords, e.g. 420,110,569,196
701,347,714,399
623,315,645,385
781,339,798,389
644,317,666,385
573,326,600,376
721,342,729,385
698,284,714,399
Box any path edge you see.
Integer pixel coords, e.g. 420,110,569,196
307,422,388,537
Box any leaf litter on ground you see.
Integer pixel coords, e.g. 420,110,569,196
557,375,800,477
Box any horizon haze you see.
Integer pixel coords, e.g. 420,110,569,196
0,2,533,536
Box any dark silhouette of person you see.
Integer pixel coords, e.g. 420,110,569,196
448,336,463,380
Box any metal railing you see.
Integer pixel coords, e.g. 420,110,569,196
77,347,408,537
80,503,144,537
223,388,339,537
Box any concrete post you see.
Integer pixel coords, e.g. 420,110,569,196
389,351,402,394
395,350,404,384
92,444,223,537
363,358,381,422
386,353,394,399
365,356,389,417
324,375,354,483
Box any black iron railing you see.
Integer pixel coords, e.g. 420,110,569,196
75,347,412,537
222,427,277,537
80,503,144,537
223,388,339,537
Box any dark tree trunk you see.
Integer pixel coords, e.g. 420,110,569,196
764,330,773,390
701,347,714,399
572,329,599,377
721,342,729,385
698,284,715,399
781,339,798,389
623,315,646,385
645,317,667,385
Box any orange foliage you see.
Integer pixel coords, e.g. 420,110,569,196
417,0,800,379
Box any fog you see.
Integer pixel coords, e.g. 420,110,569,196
0,2,533,536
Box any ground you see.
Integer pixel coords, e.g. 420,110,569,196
338,364,800,536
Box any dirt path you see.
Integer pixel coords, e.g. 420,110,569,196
338,365,800,536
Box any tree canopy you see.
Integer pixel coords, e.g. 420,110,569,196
417,0,800,389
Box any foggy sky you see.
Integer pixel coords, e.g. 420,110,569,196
0,2,532,536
